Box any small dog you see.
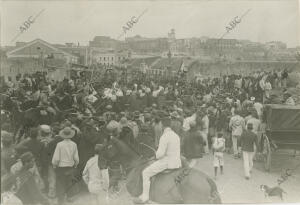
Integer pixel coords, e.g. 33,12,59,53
260,185,287,200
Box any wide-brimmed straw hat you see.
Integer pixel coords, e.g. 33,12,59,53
59,127,75,139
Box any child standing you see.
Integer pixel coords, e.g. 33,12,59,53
212,133,225,179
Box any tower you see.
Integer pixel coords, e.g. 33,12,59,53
168,29,176,53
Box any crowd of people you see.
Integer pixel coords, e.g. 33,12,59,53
0,67,297,205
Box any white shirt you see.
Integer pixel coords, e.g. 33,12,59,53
116,89,123,97
1,192,23,205
152,89,161,97
87,95,98,103
82,155,109,193
234,78,242,89
202,115,209,135
229,115,245,136
254,102,263,117
265,82,272,91
182,113,196,131
156,128,181,169
52,139,79,167
203,94,212,103
212,138,225,153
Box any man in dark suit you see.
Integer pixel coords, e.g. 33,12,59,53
240,123,259,180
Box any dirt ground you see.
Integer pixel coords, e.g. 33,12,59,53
68,150,300,205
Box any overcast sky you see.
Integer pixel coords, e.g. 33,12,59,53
1,0,299,47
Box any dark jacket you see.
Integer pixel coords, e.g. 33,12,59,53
170,119,182,137
241,130,259,152
40,135,63,176
78,125,106,169
15,138,43,167
182,127,205,159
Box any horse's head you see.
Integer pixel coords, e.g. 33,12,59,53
103,137,119,160
102,136,139,167
10,99,23,113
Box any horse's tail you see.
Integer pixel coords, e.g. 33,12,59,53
206,177,222,204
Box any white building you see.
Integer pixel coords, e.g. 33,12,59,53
90,48,131,66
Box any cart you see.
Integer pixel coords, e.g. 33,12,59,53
261,104,300,171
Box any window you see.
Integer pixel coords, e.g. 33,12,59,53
104,57,106,61
111,57,113,61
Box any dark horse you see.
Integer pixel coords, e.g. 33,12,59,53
102,136,222,204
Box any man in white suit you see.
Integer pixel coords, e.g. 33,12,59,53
133,115,182,204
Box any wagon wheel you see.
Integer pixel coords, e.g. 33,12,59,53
262,134,272,172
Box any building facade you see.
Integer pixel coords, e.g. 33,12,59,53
89,36,120,49
125,35,169,54
7,39,78,64
2,39,77,80
90,48,131,66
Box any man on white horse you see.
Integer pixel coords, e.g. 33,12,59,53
133,114,182,204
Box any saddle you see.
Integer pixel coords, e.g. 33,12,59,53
160,168,180,174
126,157,189,198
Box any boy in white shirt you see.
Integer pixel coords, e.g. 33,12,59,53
82,144,109,205
212,133,225,179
